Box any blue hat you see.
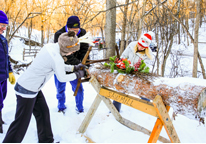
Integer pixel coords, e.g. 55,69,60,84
0,10,9,24
66,16,80,28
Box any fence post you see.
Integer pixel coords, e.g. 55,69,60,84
23,48,25,60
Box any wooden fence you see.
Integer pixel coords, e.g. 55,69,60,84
23,48,40,60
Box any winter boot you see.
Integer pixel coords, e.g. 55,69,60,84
75,107,84,114
0,111,3,133
0,111,4,124
58,107,67,114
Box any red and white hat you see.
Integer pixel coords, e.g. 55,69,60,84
138,31,154,48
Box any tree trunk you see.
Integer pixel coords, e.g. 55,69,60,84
161,35,174,77
47,20,50,44
177,0,181,44
192,0,201,78
120,0,129,56
137,0,146,40
105,0,116,58
28,19,32,50
88,66,206,123
100,27,105,48
41,25,44,47
6,25,10,43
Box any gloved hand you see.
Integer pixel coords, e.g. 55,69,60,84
73,63,86,71
9,72,16,85
74,69,86,79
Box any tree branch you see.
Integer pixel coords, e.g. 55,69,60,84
9,12,42,42
84,0,139,25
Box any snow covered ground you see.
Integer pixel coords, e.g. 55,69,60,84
1,71,206,143
0,24,206,143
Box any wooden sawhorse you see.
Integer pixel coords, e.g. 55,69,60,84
78,76,180,143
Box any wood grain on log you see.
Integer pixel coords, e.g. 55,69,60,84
88,65,206,122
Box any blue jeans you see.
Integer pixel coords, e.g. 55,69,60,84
54,75,84,111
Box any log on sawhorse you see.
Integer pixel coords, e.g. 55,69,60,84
78,75,180,143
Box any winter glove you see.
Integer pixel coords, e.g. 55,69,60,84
73,63,86,71
74,69,86,79
9,72,16,85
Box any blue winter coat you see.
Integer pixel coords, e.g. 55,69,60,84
0,34,12,82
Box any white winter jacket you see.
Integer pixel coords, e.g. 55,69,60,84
121,41,154,70
16,43,76,98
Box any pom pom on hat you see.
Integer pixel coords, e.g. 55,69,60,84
0,10,9,24
58,31,80,56
66,16,80,28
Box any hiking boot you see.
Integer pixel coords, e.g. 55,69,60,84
58,107,67,114
75,108,84,114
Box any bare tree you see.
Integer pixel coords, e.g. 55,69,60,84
192,0,201,78
105,0,116,58
119,0,129,55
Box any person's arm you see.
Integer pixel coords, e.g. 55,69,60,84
8,56,12,72
120,44,131,59
65,64,74,72
53,56,77,82
54,32,61,43
142,55,154,73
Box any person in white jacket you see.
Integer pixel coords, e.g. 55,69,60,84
3,31,87,143
113,31,155,112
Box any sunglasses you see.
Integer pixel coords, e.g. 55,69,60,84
0,24,7,28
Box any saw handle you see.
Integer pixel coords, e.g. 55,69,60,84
73,46,92,96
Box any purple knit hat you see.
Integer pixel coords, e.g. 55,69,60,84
0,10,9,24
66,16,80,28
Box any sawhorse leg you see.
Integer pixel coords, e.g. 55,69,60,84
148,105,170,143
148,95,180,143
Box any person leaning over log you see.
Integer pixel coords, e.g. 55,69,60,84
2,31,87,143
0,10,16,133
113,31,155,112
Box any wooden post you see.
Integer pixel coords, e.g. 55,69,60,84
78,94,102,134
153,95,180,143
23,48,25,60
148,105,170,143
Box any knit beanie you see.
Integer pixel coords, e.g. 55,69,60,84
0,10,9,24
66,16,80,28
58,31,80,56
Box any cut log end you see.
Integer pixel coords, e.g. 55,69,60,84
117,74,124,82
198,89,206,118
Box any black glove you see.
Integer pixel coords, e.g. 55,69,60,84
73,63,86,71
75,69,86,79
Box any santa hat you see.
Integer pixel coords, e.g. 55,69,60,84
137,31,154,48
